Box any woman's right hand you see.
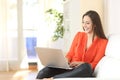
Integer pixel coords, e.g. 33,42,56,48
67,58,71,64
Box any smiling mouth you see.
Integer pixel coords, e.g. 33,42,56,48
84,28,89,31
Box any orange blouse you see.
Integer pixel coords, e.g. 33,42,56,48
66,32,108,70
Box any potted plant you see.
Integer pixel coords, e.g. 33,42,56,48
45,9,65,41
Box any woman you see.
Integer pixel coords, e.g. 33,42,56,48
36,10,108,80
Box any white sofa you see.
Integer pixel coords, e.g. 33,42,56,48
93,34,120,78
36,34,120,80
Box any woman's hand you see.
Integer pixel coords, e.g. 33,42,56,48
69,62,84,68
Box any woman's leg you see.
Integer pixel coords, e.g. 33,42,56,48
36,66,68,79
53,63,93,78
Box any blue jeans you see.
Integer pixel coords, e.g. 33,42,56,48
36,63,93,79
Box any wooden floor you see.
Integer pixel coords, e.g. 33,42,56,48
0,69,38,80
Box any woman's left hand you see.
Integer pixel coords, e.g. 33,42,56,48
69,62,84,68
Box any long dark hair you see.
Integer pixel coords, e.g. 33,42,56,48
82,10,107,39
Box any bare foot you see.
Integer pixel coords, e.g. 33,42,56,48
42,77,53,80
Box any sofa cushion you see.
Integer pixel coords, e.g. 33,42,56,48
94,34,120,78
105,34,120,59
94,56,120,78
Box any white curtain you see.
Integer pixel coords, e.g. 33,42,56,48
0,0,27,71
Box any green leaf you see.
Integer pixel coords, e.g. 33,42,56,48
45,9,65,41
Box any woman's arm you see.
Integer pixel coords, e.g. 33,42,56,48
66,32,82,61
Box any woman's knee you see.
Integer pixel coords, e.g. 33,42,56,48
36,67,52,79
36,67,67,79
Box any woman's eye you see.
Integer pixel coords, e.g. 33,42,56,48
86,23,90,24
82,21,91,25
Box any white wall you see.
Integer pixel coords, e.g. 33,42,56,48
63,0,81,53
104,0,120,35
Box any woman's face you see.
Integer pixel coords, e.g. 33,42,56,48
82,15,94,34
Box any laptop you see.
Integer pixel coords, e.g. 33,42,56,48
35,47,72,69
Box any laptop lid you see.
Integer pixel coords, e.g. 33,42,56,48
35,47,70,69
